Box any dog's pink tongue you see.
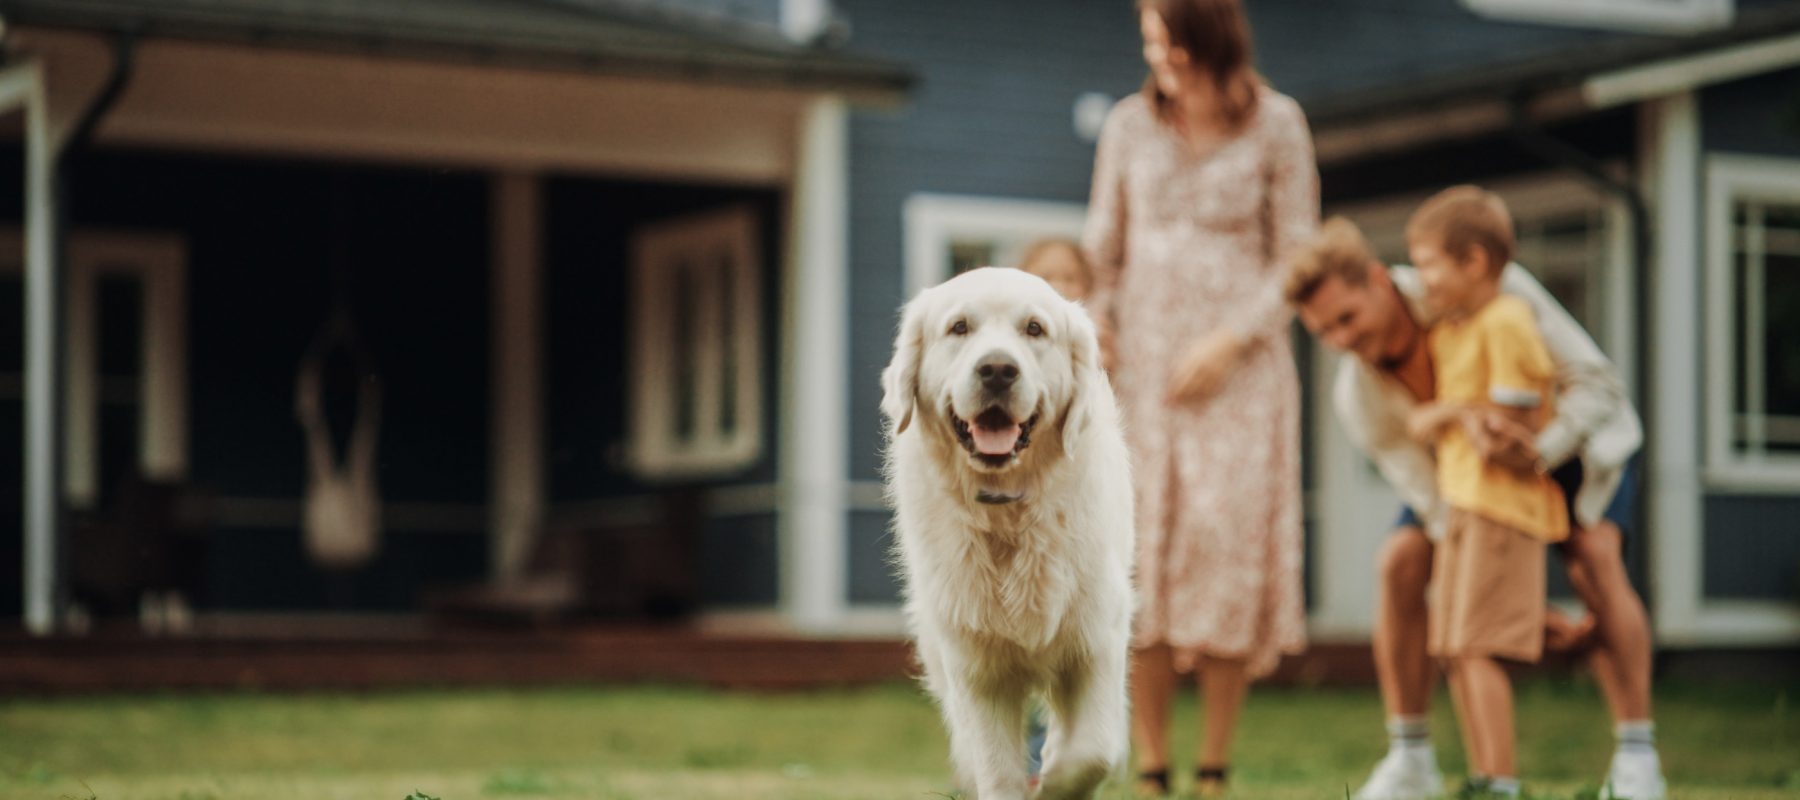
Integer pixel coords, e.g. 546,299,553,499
971,423,1022,455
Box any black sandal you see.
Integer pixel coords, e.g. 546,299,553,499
1196,765,1229,796
1135,767,1170,796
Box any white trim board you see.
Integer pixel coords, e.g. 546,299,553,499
780,95,851,635
1587,29,1800,109
1644,94,1716,644
1462,0,1733,34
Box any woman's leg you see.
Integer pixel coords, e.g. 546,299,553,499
1195,654,1249,784
1131,643,1178,791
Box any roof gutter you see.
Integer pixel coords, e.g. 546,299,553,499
1583,28,1800,109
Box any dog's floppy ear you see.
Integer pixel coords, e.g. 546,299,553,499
1060,302,1101,457
881,290,929,435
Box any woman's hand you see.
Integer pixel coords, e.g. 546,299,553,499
1165,330,1248,407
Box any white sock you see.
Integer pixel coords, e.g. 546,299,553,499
1615,720,1657,755
1488,776,1521,796
1387,715,1430,753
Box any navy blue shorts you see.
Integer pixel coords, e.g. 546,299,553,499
1393,456,1640,538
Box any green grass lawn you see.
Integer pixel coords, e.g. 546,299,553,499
0,678,1794,799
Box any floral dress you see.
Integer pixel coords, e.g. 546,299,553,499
1083,87,1317,678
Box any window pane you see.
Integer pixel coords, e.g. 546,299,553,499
949,240,995,276
673,259,697,442
1763,250,1800,452
718,247,738,438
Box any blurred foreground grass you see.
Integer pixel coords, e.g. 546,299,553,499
0,678,1794,799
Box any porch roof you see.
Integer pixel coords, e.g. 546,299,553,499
0,0,915,98
1293,2,1800,129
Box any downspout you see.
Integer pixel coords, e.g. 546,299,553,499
43,30,136,631
1504,95,1654,592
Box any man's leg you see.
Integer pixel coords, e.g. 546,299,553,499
1375,526,1436,720
1563,521,1652,721
1563,520,1665,800
1355,524,1442,800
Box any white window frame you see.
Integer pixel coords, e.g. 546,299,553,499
902,193,1088,299
1704,154,1800,491
627,206,764,479
0,229,190,509
1461,0,1732,34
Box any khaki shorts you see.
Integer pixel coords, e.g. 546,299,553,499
1428,508,1546,663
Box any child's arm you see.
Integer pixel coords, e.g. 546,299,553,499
1406,402,1468,446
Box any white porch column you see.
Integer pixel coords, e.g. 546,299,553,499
490,173,545,582
780,95,849,634
1641,92,1704,643
4,60,60,634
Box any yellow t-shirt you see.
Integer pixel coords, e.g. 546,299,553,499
1429,294,1569,542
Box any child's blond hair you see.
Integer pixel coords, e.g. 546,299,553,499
1405,185,1515,277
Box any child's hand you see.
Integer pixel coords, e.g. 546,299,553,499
1473,411,1542,473
1405,402,1464,445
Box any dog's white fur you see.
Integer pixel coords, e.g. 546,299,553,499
882,267,1135,800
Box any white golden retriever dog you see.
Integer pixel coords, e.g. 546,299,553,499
882,267,1135,800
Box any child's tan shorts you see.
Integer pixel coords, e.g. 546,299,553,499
1428,508,1546,663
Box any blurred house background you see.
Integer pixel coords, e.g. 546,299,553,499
0,0,1795,677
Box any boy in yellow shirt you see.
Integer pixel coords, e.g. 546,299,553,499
1404,186,1567,798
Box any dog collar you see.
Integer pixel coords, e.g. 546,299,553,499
975,489,1025,505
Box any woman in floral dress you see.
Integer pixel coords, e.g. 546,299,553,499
1082,0,1318,794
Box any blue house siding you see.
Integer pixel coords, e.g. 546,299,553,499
1703,495,1800,602
1697,67,1800,604
848,509,898,605
1702,67,1800,156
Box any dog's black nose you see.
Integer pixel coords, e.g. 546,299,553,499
977,353,1019,391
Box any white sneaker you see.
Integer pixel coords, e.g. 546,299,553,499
1354,747,1444,800
1600,749,1667,800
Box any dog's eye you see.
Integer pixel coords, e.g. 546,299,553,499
1025,320,1045,337
949,320,969,336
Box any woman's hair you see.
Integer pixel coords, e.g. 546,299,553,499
1405,185,1515,275
1284,217,1377,304
1139,0,1262,131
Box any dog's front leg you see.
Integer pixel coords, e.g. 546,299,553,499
1036,642,1128,799
938,644,1031,800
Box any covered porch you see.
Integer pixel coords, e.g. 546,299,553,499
0,0,909,637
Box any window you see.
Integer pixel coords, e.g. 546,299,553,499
902,194,1088,297
1707,155,1800,486
0,230,189,508
1460,0,1732,33
627,207,763,478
